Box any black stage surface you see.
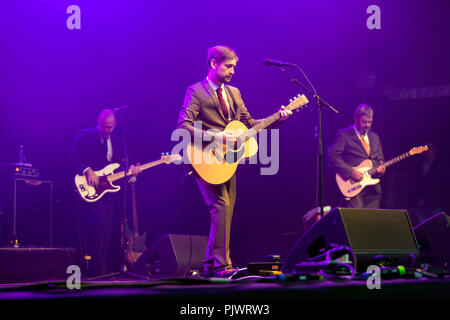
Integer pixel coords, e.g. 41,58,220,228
1,274,449,316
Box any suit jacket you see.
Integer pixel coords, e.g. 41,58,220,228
70,127,124,175
177,79,260,136
328,125,384,185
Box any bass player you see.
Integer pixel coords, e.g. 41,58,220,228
70,108,141,277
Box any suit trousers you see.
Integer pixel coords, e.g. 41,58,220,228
195,174,236,273
79,194,118,277
343,184,382,209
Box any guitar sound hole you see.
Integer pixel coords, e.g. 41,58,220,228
224,147,245,164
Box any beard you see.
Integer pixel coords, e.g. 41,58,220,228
221,74,232,83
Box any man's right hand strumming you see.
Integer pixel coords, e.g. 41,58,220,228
215,130,236,145
85,168,100,186
351,169,364,181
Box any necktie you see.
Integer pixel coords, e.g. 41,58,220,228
216,87,229,121
360,134,370,156
104,136,113,161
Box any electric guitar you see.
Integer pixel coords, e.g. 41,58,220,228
75,153,181,202
125,178,147,265
187,94,309,184
336,145,428,198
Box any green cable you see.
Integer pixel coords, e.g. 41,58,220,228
397,265,406,276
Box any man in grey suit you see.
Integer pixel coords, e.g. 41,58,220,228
329,104,385,208
177,45,291,277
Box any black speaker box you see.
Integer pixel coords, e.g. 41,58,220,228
132,234,208,279
0,247,78,283
282,207,419,273
414,212,450,271
0,177,53,247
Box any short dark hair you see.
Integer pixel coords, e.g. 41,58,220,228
354,104,374,119
207,45,238,69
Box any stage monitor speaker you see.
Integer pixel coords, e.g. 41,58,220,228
0,247,78,283
282,207,419,274
414,212,450,272
132,234,208,279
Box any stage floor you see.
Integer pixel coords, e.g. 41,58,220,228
1,274,449,315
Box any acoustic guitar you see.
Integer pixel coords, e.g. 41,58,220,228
187,94,309,184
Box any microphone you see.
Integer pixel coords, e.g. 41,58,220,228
113,105,129,112
262,58,297,68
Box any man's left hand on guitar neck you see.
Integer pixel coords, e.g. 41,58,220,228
129,163,141,177
374,161,386,175
279,105,293,120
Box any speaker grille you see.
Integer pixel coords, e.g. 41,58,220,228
340,209,418,252
282,208,420,274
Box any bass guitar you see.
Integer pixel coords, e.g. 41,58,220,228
125,178,147,265
75,153,181,202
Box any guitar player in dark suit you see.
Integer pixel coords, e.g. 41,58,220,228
177,45,292,277
70,109,140,277
328,104,386,208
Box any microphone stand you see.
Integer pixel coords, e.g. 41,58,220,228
120,110,131,275
278,66,339,218
117,109,147,280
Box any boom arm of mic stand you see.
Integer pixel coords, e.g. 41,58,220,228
277,65,339,219
313,95,339,114
280,67,339,115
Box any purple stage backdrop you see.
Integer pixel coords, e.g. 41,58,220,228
0,0,449,267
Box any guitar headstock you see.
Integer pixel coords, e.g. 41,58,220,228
161,153,182,164
409,145,429,155
283,94,309,112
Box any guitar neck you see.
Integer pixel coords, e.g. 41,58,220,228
238,111,281,141
236,94,308,142
109,159,166,182
367,151,411,175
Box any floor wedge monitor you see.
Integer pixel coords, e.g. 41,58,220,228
282,207,419,274
132,234,208,278
414,212,450,272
